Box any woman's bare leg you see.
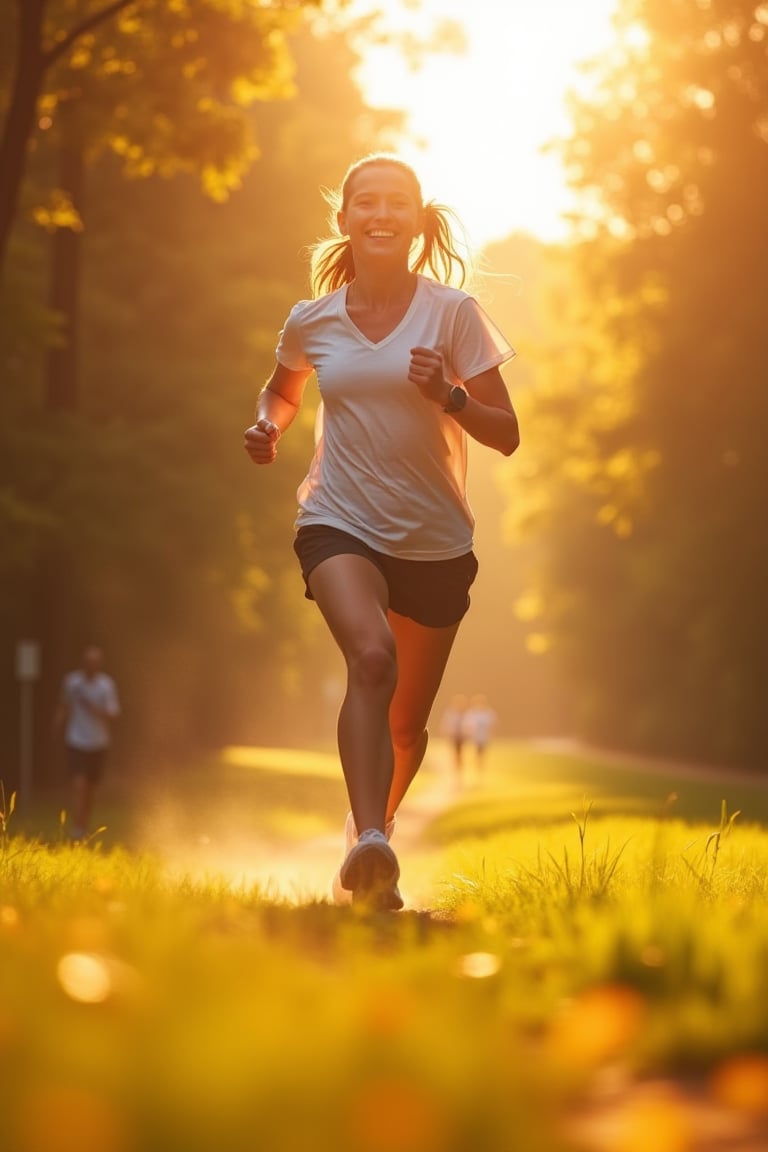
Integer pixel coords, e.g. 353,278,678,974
386,611,460,822
307,554,396,834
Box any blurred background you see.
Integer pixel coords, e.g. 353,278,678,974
1,0,766,803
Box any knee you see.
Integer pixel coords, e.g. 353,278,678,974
391,721,429,759
348,641,397,692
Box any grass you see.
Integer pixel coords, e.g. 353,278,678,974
1,740,768,1151
423,741,768,841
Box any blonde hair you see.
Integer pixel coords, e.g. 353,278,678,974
309,153,470,297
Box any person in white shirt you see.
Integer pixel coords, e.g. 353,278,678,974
244,153,519,909
54,645,120,839
440,694,470,778
463,693,498,771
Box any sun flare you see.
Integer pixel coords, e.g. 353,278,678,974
350,0,619,246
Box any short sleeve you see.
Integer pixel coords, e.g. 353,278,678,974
275,301,314,371
104,677,121,718
450,297,516,383
62,673,76,704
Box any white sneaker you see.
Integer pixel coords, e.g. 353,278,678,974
331,813,398,908
339,828,402,911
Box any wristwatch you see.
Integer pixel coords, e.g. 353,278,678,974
443,384,467,414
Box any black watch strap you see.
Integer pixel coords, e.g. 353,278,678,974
443,385,467,414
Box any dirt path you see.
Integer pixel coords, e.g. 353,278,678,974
156,749,463,909
151,737,765,904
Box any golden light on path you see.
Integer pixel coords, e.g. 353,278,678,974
351,0,619,245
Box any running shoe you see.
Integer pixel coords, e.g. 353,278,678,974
332,813,396,906
339,828,402,911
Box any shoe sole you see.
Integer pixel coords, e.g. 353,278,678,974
366,882,404,912
341,843,403,911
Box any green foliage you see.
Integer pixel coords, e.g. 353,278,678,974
505,0,768,764
681,798,741,890
545,799,629,901
50,0,304,194
430,744,768,1073
0,17,402,763
1,0,311,194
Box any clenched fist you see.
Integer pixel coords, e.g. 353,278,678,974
244,418,281,465
408,346,451,407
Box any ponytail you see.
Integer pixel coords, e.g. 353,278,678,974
310,236,356,297
412,201,468,288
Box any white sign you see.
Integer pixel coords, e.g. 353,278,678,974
15,641,41,682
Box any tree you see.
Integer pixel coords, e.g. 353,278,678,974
0,0,313,277
1,0,318,415
0,17,404,780
510,0,768,763
1,0,471,782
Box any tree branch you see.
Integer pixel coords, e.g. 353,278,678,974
43,0,143,68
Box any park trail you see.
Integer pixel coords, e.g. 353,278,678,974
140,741,768,1152
148,742,468,910
143,736,766,908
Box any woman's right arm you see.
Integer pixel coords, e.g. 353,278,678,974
244,362,313,465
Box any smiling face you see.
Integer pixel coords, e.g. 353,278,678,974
337,161,423,267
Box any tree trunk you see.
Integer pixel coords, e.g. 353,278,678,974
0,0,136,281
0,0,47,278
46,101,85,412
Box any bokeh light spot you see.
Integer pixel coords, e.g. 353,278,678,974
710,1053,768,1115
14,1085,130,1152
346,1077,447,1152
549,984,646,1066
614,1088,692,1152
0,904,20,929
57,952,113,1004
456,951,502,979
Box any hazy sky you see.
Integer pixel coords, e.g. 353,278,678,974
353,0,619,245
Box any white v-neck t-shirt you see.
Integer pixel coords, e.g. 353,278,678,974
275,275,515,560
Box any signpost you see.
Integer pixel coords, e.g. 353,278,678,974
15,641,41,808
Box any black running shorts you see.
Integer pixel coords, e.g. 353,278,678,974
293,524,478,628
66,746,107,783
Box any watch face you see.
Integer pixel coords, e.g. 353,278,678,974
443,385,467,413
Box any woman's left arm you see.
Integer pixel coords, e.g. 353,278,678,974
408,347,520,456
457,365,520,456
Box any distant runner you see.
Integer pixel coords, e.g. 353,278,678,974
54,645,120,840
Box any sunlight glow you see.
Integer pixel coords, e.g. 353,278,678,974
456,951,502,979
57,952,113,1003
222,744,339,776
350,0,619,245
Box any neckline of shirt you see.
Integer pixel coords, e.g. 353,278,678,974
340,275,423,349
